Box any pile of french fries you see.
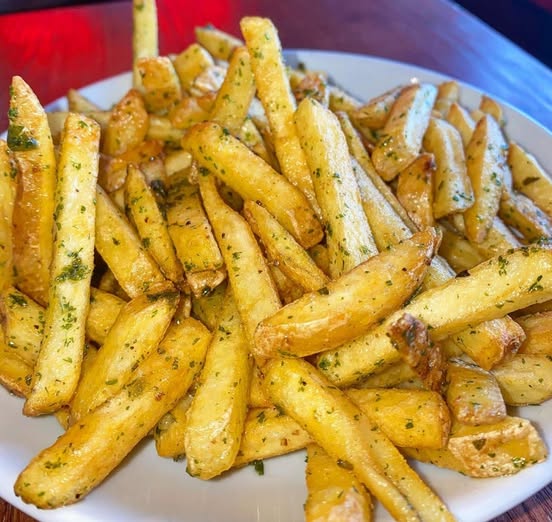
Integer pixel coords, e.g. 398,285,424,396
2,0,552,519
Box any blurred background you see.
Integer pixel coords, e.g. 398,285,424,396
1,0,551,69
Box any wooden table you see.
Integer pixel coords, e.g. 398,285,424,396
0,0,551,520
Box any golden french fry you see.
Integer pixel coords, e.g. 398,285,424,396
328,85,362,114
0,141,17,290
132,0,158,87
9,76,57,305
295,97,377,277
371,83,437,181
254,228,439,359
0,340,33,398
66,89,101,112
183,122,323,249
438,223,486,272
434,81,459,118
154,393,193,459
195,25,243,61
499,190,552,242
479,94,504,126
86,288,125,345
516,311,552,355
136,56,182,113
172,43,215,92
446,102,475,147
24,114,100,416
352,85,402,130
292,72,329,107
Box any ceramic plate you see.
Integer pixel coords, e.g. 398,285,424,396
1,50,551,522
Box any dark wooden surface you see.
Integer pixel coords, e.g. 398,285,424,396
1,0,551,521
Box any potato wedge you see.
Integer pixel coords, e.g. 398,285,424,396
371,83,437,181
24,114,100,416
254,228,439,359
132,0,158,87
14,317,209,509
9,76,57,305
183,122,323,249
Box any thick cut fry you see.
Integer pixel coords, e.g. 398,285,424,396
199,175,281,348
264,358,454,522
438,223,486,272
254,228,438,359
172,43,215,92
24,114,100,416
9,76,57,305
154,394,193,459
404,417,547,478
292,72,329,107
305,444,373,522
352,85,402,130
136,56,182,113
348,388,450,449
516,311,552,355
0,141,16,290
95,186,167,297
396,152,436,229
371,83,437,181
86,288,125,345
446,102,475,147
132,0,158,87
316,244,552,386
209,46,256,133
463,115,508,243
328,86,362,114
14,317,209,509
195,25,243,61
446,359,506,425
103,89,149,156
479,95,504,126
492,354,552,406
237,117,277,168
434,81,459,118
66,89,101,112
0,341,33,398
185,289,252,479
499,190,552,242
48,111,110,146
183,122,323,249
295,98,377,277
147,115,186,145
244,201,328,292
509,142,552,218
125,165,184,287
190,280,227,331
423,118,474,218
97,268,128,299
240,17,320,216
166,172,225,296
70,286,178,422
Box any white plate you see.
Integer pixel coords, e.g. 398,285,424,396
1,50,551,522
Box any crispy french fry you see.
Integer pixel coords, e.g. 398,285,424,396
403,416,547,478
95,185,168,297
371,83,437,181
185,289,252,479
164,149,192,176
172,43,215,92
66,89,101,112
97,268,128,299
183,122,323,249
154,393,193,459
508,142,552,218
438,223,486,272
0,340,33,398
48,111,111,146
516,311,552,355
295,98,377,276
328,86,363,114
499,190,552,242
24,114,100,416
446,102,475,148
264,358,454,521
86,288,125,345
195,25,243,61
248,364,271,408
352,85,402,130
305,444,373,522
269,264,304,304
70,285,178,422
396,152,436,229
125,165,185,287
166,171,225,296
479,94,504,126
254,228,439,359
136,56,182,113
132,0,158,87
236,117,277,168
190,280,227,331
0,141,17,290
292,72,329,107
434,81,459,118
423,117,474,218
9,76,57,305
240,17,320,217
14,317,209,509
147,115,186,145
446,359,506,425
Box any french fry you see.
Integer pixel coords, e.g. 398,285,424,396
499,190,552,242
492,354,552,406
295,98,378,276
422,117,474,218
103,89,149,156
434,80,459,118
236,117,277,168
198,174,281,348
352,85,402,130
328,85,363,114
446,102,475,147
479,94,504,126
0,340,33,398
164,149,192,176
0,141,17,290
95,185,168,298
172,43,215,92
154,393,193,459
14,317,210,509
125,164,185,287
508,141,552,218
24,114,100,416
371,83,437,181
97,267,128,299
136,56,182,113
248,364,271,408
305,444,373,522
132,0,158,87
463,115,509,243
86,288,125,345
190,280,227,331
244,201,328,293
438,223,486,272
264,357,454,521
209,46,256,133
183,122,323,249
70,285,178,423
292,72,329,107
190,64,227,96
396,152,436,229
195,25,243,61
185,289,252,479
403,416,547,478
9,76,57,305
516,311,552,355
240,17,321,217
446,359,506,425
166,171,225,296
254,228,439,359
147,115,186,146
66,89,101,112
48,111,111,146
